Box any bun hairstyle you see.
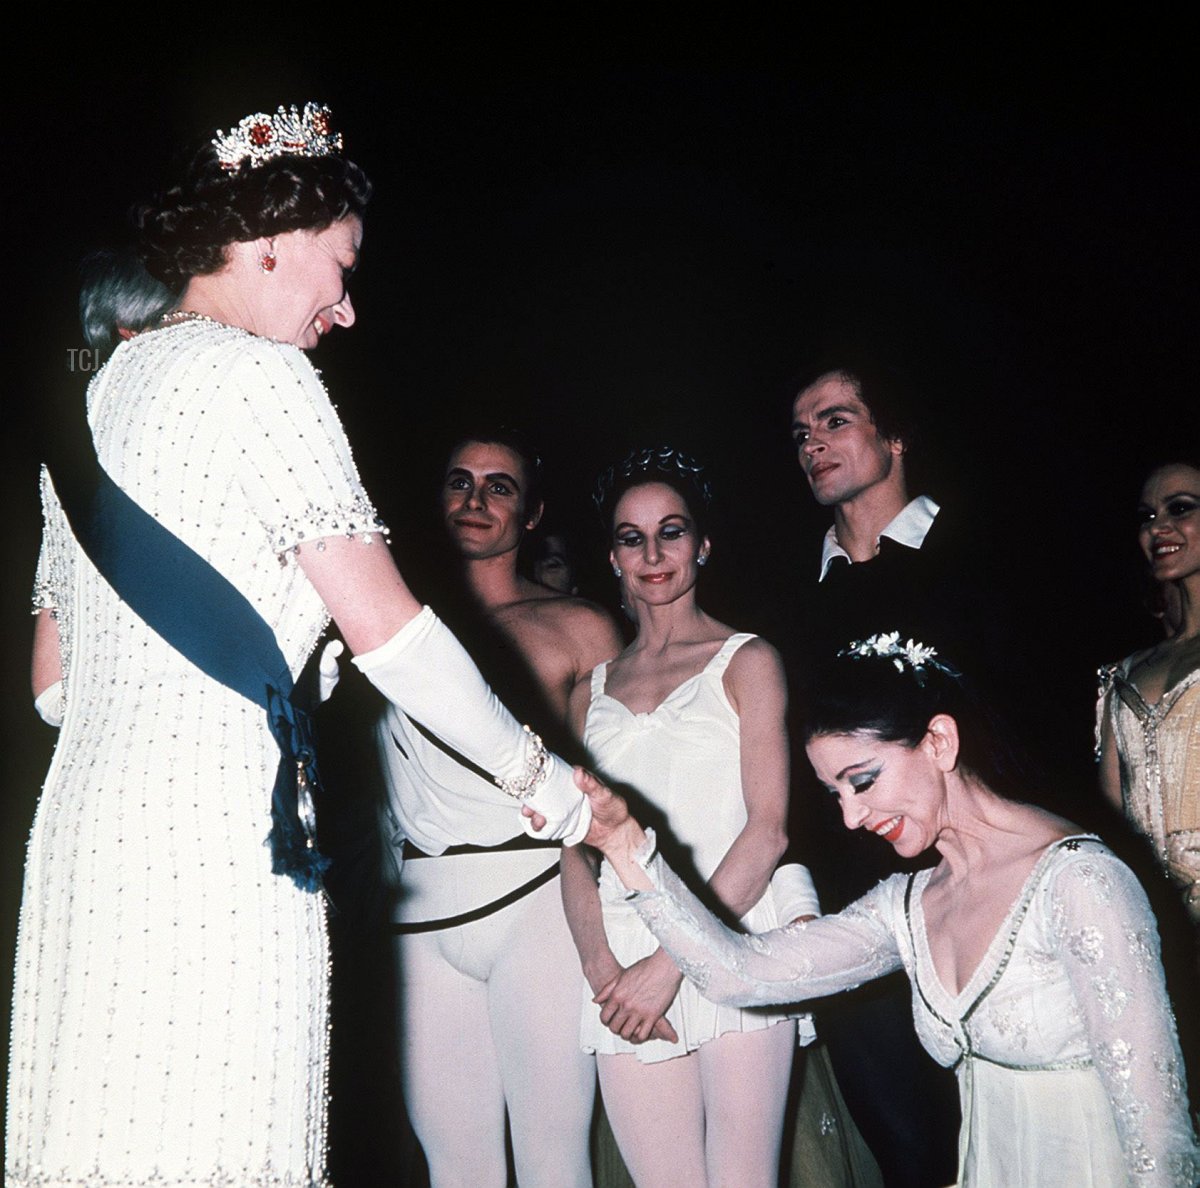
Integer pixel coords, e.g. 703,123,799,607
593,446,714,537
135,123,371,289
803,634,1029,802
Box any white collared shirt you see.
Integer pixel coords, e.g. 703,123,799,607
818,494,940,581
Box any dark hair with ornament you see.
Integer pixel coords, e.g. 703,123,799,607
135,104,371,289
593,446,713,537
803,635,1029,803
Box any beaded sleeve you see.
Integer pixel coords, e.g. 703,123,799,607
30,466,75,696
220,338,388,560
1045,848,1199,1185
31,467,60,615
629,831,904,1006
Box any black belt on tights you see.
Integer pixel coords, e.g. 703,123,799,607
400,834,559,860
391,837,561,934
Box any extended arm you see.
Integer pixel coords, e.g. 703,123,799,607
229,341,589,843
580,774,901,1008
298,538,590,844
1050,852,1199,1184
633,834,903,1008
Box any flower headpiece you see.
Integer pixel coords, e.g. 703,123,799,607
593,446,713,517
838,631,960,687
212,102,343,170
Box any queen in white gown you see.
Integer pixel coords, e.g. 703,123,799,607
581,632,1200,1188
7,104,592,1188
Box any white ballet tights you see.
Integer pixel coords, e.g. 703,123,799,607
393,870,595,1188
597,1020,796,1188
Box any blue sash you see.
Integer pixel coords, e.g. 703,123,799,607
49,426,330,893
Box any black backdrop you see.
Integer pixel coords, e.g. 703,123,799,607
2,23,1197,1181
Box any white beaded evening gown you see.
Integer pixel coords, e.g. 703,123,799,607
7,319,383,1187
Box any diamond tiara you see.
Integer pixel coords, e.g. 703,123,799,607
212,102,343,171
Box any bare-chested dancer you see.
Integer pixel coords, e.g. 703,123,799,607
378,430,622,1188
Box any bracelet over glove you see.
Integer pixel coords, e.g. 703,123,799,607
352,606,592,846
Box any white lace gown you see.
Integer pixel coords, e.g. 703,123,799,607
8,319,384,1187
630,833,1199,1186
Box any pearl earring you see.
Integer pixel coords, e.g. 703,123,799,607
612,565,623,578
697,553,709,567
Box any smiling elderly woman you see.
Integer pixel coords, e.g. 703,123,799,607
11,104,591,1188
580,634,1200,1187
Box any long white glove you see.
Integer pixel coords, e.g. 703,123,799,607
352,606,591,845
34,680,65,727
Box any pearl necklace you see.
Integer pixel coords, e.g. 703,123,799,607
155,309,255,337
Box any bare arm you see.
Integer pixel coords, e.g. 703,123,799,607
295,536,422,655
561,675,622,988
706,639,790,920
561,844,621,992
1098,709,1123,816
32,610,63,700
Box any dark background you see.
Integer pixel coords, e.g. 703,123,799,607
3,22,1197,1181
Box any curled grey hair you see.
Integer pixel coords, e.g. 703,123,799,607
79,249,177,355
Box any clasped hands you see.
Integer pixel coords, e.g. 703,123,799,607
591,949,682,1045
525,768,678,1043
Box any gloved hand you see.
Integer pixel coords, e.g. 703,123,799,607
34,680,65,727
352,607,591,845
317,639,344,704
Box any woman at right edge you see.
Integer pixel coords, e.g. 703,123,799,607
576,633,1199,1186
1098,459,1200,967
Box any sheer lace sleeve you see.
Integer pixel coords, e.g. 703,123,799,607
1046,848,1199,1185
630,832,904,1007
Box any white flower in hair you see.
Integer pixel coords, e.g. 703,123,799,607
903,639,938,668
838,631,960,686
870,631,901,658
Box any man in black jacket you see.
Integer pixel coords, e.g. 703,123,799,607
790,361,965,1188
